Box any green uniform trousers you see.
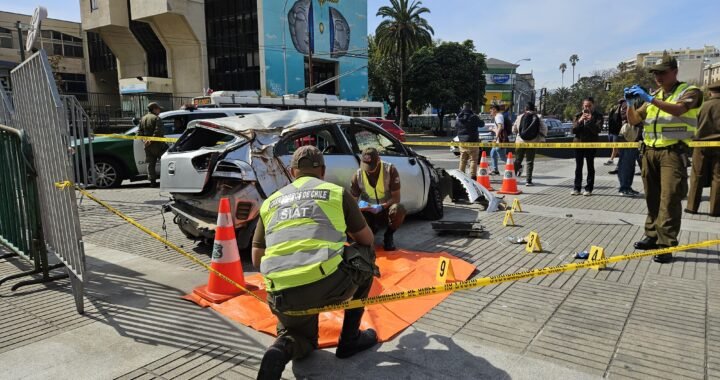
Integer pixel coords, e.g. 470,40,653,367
267,244,376,360
687,148,720,216
144,142,166,183
641,148,688,247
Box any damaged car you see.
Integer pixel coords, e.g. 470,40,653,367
160,110,468,250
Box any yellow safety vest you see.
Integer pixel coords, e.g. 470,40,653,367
259,176,346,291
357,161,392,204
643,82,701,148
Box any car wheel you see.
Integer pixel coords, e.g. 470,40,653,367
421,182,444,220
91,157,124,188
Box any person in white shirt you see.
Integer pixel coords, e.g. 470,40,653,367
488,105,507,175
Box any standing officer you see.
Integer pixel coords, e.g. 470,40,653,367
253,146,379,380
139,102,166,187
686,80,720,216
626,55,703,263
350,147,406,251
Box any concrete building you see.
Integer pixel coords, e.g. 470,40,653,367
79,0,369,102
484,58,535,116
0,11,88,95
620,46,720,84
703,62,720,87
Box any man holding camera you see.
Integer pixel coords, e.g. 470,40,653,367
626,55,703,263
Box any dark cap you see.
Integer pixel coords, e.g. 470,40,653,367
649,55,678,73
360,147,380,172
291,145,325,170
147,102,163,111
708,80,720,92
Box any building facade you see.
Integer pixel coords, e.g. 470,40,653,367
80,0,369,101
703,62,720,87
621,46,720,84
0,11,88,95
483,58,535,116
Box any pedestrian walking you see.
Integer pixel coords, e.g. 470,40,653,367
512,102,547,186
456,102,483,179
139,102,166,187
626,55,703,263
616,99,642,196
571,97,603,196
686,80,720,216
488,104,507,175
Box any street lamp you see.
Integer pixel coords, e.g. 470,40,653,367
511,58,531,117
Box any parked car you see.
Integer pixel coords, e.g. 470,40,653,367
543,118,569,138
364,118,406,142
81,107,272,188
161,110,454,248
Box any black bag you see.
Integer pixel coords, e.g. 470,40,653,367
503,113,513,141
518,113,540,141
607,104,623,135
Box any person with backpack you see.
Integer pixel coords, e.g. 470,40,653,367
511,102,547,186
488,104,508,175
456,102,483,179
571,97,603,196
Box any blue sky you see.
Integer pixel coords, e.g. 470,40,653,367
3,0,719,90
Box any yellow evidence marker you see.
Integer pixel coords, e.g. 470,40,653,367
503,209,515,227
525,231,542,253
511,198,522,212
436,257,456,283
587,246,606,270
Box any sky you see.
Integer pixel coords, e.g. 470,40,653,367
3,0,719,90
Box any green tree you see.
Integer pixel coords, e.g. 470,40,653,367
405,40,487,133
569,54,580,85
368,35,400,117
375,0,434,127
559,63,567,88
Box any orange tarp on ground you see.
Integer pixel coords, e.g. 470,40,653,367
184,248,476,348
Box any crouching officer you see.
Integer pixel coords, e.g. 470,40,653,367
139,102,166,187
626,55,703,263
350,147,406,251
253,146,379,380
686,80,720,217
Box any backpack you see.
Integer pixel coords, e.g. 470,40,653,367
502,112,513,138
607,104,623,135
518,113,540,141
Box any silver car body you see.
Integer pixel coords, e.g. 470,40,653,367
161,110,448,246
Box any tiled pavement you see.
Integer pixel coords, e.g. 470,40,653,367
1,157,720,379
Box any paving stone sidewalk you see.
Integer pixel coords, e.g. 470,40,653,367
1,157,719,379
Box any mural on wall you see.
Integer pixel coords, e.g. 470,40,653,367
263,0,367,100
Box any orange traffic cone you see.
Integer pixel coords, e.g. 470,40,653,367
476,150,494,190
193,197,247,303
497,152,522,195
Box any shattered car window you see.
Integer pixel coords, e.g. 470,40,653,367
277,129,342,156
351,129,404,156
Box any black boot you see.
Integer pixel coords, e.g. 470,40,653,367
653,253,673,263
633,236,658,250
257,337,292,380
383,228,396,251
336,309,378,359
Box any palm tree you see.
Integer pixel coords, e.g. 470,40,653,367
559,63,567,87
569,54,580,85
375,0,434,128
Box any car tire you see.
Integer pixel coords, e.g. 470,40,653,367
421,182,444,220
91,157,125,188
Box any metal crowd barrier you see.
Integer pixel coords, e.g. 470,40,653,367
9,50,86,313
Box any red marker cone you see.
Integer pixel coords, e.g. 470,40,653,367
497,152,522,195
193,197,247,303
476,150,494,190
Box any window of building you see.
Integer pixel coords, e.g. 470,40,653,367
0,27,13,49
205,0,260,91
305,58,337,95
90,0,99,11
42,30,84,58
87,31,117,73
57,73,87,96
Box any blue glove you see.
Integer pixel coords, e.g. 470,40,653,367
358,200,369,209
369,204,384,214
628,85,654,103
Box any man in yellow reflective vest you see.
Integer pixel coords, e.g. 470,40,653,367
350,147,406,251
252,145,379,380
626,55,703,263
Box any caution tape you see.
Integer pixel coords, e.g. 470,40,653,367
283,239,720,316
53,181,267,305
93,134,179,143
404,141,720,149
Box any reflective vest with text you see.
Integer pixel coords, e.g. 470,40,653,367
643,82,701,148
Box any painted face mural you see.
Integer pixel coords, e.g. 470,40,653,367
288,0,313,55
329,7,350,58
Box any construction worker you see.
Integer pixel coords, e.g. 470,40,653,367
139,102,166,187
253,145,379,380
686,80,720,216
626,55,703,263
350,147,406,251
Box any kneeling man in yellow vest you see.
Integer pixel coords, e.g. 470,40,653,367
252,145,380,380
350,147,407,251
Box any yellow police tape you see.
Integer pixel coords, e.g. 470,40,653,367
53,181,267,304
404,141,720,149
93,134,178,143
55,181,720,316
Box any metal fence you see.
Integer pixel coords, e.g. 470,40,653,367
10,50,86,313
62,95,96,188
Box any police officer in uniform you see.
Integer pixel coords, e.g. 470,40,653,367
626,55,703,263
139,102,166,187
686,80,720,216
253,146,379,379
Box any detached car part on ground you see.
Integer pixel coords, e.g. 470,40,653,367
161,110,482,250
